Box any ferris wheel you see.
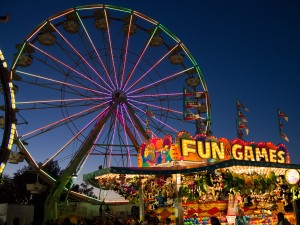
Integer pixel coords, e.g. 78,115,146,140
0,50,15,175
9,5,211,178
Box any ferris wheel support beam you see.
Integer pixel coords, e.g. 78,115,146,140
15,136,39,169
123,100,149,141
115,113,140,152
44,99,121,222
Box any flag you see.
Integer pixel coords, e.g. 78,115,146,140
0,15,9,23
238,111,248,123
280,131,289,142
238,121,249,135
238,129,244,139
278,110,288,122
237,100,249,112
279,120,284,129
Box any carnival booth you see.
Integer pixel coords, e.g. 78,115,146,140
83,132,300,225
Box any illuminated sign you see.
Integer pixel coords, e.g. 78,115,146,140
180,139,286,163
138,132,290,167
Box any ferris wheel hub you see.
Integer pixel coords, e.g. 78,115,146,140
112,90,126,101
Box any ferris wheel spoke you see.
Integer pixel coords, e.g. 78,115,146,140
16,92,106,109
41,108,106,168
117,107,139,151
28,44,112,93
107,110,119,167
128,67,192,95
32,53,74,78
118,107,133,166
122,105,144,144
104,9,118,90
20,103,110,139
129,103,179,134
76,13,116,90
121,26,158,91
129,99,182,115
48,23,115,92
53,42,102,92
129,92,182,99
16,69,110,96
125,44,178,93
119,14,133,89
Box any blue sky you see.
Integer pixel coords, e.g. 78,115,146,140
1,0,300,179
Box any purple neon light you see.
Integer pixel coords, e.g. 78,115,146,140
121,27,158,91
28,44,112,93
128,92,182,99
125,45,178,93
104,9,118,90
123,106,144,143
128,68,191,95
118,106,132,166
120,14,133,89
128,102,178,133
16,96,108,105
129,99,182,114
76,12,116,90
16,70,111,96
48,24,115,92
42,105,110,167
20,101,111,138
108,107,118,167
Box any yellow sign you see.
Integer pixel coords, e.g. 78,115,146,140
180,138,288,164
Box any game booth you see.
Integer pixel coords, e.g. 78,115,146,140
83,132,300,225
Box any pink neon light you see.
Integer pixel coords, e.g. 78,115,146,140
108,107,118,167
121,27,157,91
42,106,109,167
128,102,178,133
21,102,110,138
120,14,133,89
26,22,48,41
129,92,182,98
28,45,112,93
16,69,111,96
77,14,116,90
128,108,157,139
129,99,182,114
133,12,157,25
73,119,106,174
16,97,107,105
49,10,74,21
116,106,132,166
104,9,118,90
128,68,190,95
123,105,143,143
49,24,114,91
125,45,178,92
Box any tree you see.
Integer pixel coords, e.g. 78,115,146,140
1,160,97,223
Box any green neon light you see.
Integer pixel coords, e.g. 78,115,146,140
106,5,132,13
158,24,180,43
11,42,26,69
